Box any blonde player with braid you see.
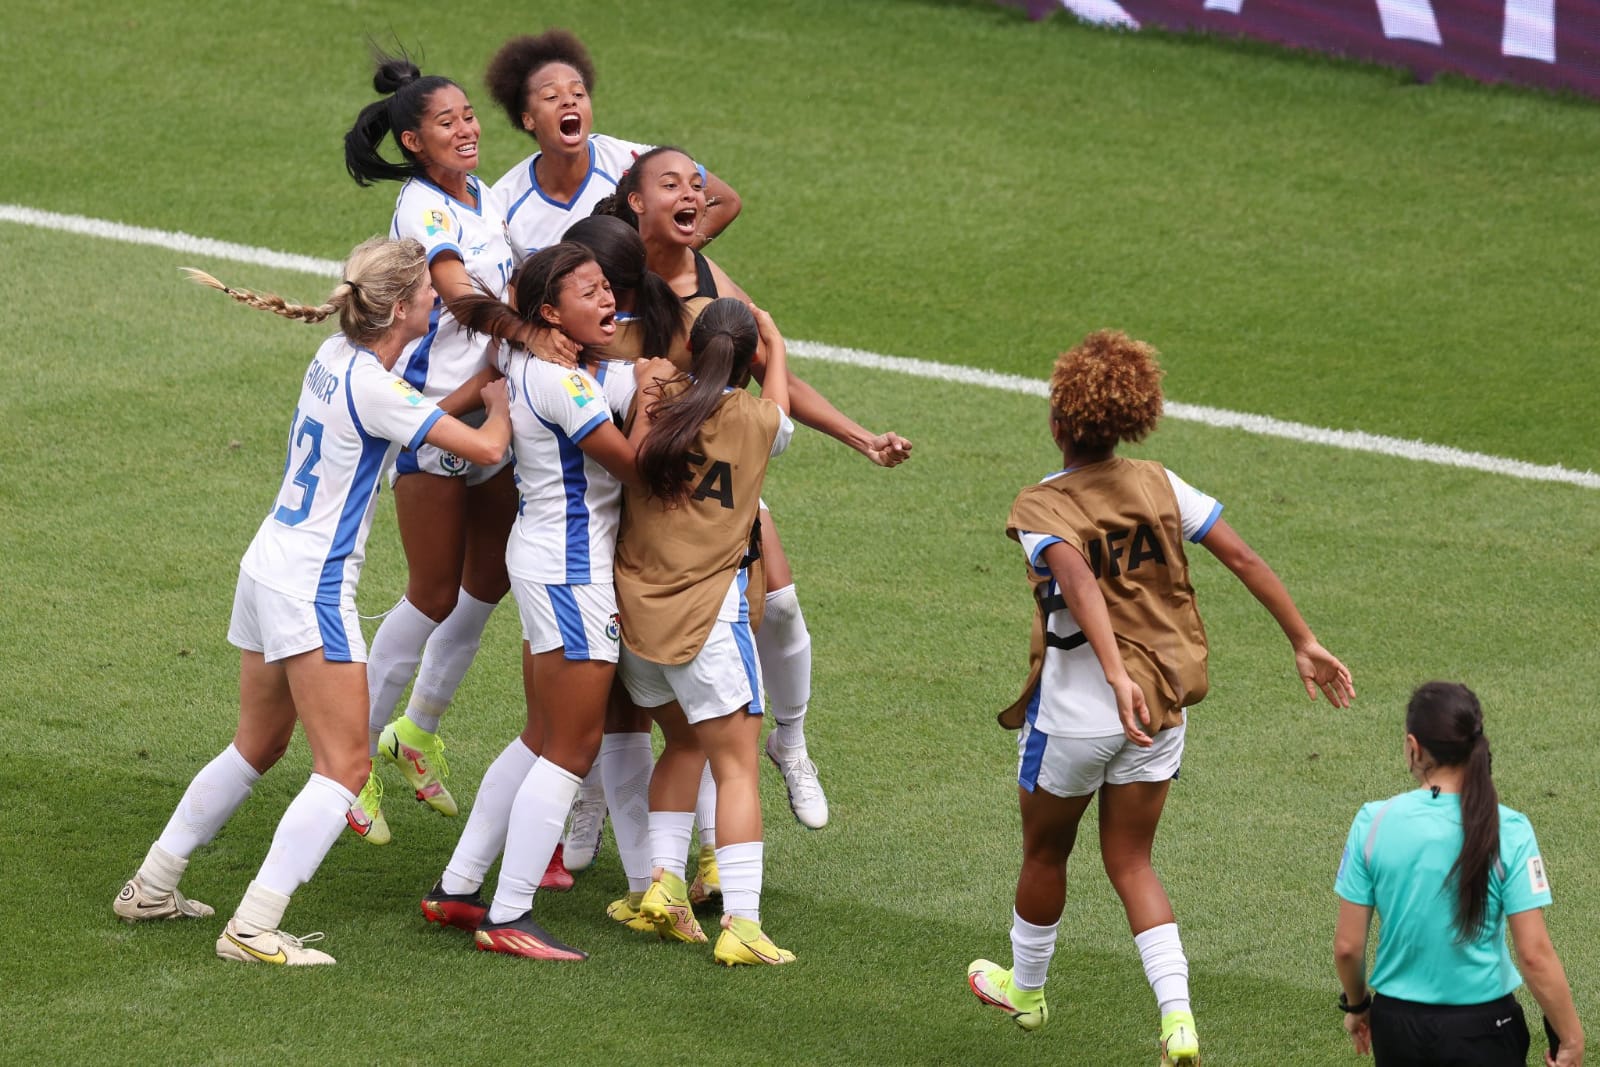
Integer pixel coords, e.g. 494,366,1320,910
113,237,509,964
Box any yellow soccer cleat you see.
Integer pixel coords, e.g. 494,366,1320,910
638,871,707,943
967,959,1048,1031
346,763,391,845
379,718,458,816
605,892,656,934
714,914,795,966
1160,1010,1200,1066
689,845,721,906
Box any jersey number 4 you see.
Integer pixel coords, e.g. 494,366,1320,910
275,410,325,526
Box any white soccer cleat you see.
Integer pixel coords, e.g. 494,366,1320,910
562,788,607,871
114,876,214,922
765,733,829,829
215,919,335,966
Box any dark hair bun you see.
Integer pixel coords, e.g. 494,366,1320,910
373,58,422,95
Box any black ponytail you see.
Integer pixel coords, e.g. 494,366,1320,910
1407,681,1500,941
344,52,459,187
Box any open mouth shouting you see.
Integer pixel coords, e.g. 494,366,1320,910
558,112,584,145
672,205,699,237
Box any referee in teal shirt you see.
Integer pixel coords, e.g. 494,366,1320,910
1333,682,1582,1066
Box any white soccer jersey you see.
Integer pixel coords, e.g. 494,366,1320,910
504,356,638,585
240,335,446,604
495,134,654,262
389,176,516,400
1016,467,1222,738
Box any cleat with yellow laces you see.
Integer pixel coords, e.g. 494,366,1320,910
216,919,334,965
346,762,391,845
1160,1010,1200,1066
714,914,795,966
378,718,458,816
966,959,1048,1031
639,870,707,943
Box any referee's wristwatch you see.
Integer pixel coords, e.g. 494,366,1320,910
1338,990,1373,1013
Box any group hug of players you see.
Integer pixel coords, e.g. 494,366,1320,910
111,26,1584,1067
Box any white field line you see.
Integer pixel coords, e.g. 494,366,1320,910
6,202,1597,491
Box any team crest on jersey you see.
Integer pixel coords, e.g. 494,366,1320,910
563,373,595,408
424,208,449,237
439,451,468,474
389,379,425,407
606,614,621,642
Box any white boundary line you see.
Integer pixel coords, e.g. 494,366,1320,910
5,202,1596,491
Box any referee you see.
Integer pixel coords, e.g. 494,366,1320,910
1334,682,1583,1066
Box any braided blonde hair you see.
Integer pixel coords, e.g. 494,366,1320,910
183,236,429,346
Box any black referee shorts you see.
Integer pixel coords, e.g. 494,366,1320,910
1370,992,1530,1067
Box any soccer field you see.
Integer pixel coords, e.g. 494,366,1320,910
3,1,1597,1064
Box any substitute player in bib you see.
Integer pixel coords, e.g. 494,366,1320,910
965,329,1354,1063
1335,682,1583,1066
417,243,674,959
113,238,510,964
600,146,914,834
616,297,797,965
344,53,570,844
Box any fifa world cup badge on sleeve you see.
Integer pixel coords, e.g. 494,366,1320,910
424,209,448,237
563,373,595,408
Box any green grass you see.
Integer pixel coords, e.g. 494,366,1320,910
3,1,1598,1064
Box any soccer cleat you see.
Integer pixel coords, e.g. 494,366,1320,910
562,788,607,871
420,880,487,932
714,914,795,966
639,871,708,943
473,912,587,961
765,733,829,829
378,718,458,816
967,959,1048,1031
1160,1010,1200,1066
539,843,575,892
113,875,214,922
689,845,721,906
605,892,656,933
346,764,391,845
216,919,335,965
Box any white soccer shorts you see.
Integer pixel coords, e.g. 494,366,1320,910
228,571,366,664
513,577,621,663
1017,720,1186,798
618,620,764,724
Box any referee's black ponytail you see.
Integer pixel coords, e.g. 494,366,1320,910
1407,681,1499,942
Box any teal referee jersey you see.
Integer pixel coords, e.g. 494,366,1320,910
1336,789,1551,1005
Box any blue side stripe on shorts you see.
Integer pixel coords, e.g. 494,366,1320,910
315,600,353,662
1017,688,1047,793
547,584,590,659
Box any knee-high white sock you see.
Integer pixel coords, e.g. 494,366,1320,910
716,840,763,922
1010,909,1060,991
154,744,262,869
1134,922,1191,1016
488,759,582,924
648,809,695,881
441,737,537,895
755,584,811,750
406,589,496,734
599,733,654,893
254,774,357,899
695,760,718,850
367,598,440,751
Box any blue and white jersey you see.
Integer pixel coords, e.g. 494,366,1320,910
495,134,653,263
504,355,638,585
240,335,445,604
389,176,516,400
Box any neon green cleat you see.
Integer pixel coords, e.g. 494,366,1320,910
1160,1010,1200,1066
346,763,391,845
639,871,707,943
689,845,721,906
605,892,656,933
967,959,1048,1031
714,914,795,966
379,718,457,816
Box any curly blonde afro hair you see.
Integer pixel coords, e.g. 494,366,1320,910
1049,329,1165,450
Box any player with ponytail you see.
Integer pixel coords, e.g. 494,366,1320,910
113,237,510,964
1335,681,1583,1066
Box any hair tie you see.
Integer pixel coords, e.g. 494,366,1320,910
343,279,361,296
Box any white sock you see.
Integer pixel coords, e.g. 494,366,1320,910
1010,909,1060,991
648,809,695,881
405,588,496,734
716,840,763,922
155,744,261,862
695,761,718,850
441,737,536,895
599,733,654,893
755,584,811,751
488,759,582,924
254,774,357,899
367,597,440,751
135,842,189,897
233,880,292,936
1135,923,1191,1016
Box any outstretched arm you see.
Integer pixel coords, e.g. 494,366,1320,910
1197,519,1354,707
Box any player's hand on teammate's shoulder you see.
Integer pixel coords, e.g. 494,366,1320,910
1294,639,1355,708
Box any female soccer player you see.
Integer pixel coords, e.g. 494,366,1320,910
600,146,915,834
965,329,1354,1064
416,243,673,959
343,53,571,843
1335,682,1583,1066
616,297,796,965
113,237,510,964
